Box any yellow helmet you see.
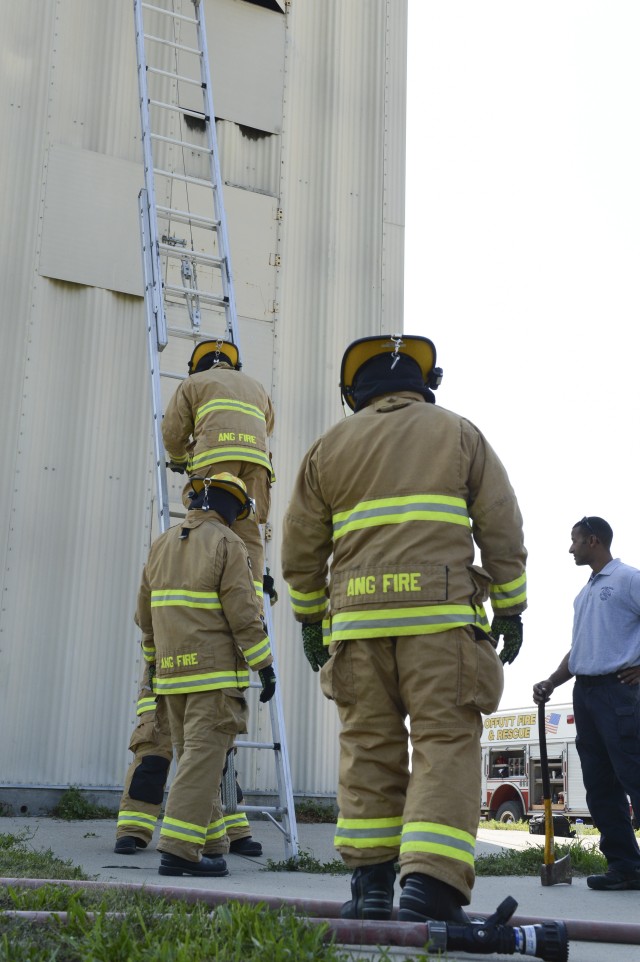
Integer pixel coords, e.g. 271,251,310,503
184,473,254,520
188,339,241,374
340,333,442,411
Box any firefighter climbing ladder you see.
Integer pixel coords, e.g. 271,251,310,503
133,0,298,860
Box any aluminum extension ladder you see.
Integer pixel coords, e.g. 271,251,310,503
133,0,298,861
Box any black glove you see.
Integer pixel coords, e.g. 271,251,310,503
302,622,330,672
258,665,276,703
167,461,186,474
263,573,278,604
491,614,523,665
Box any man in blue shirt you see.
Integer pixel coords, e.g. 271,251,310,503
533,516,640,891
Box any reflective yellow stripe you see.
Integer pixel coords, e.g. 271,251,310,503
223,813,250,831
142,642,156,663
189,447,275,480
154,669,250,694
334,815,403,849
400,821,476,867
117,810,157,833
288,585,329,617
243,635,272,668
194,397,267,426
160,815,206,845
475,604,491,633
165,450,188,465
490,572,527,609
331,604,478,640
254,580,264,599
151,589,221,610
136,695,157,716
205,816,227,843
333,495,470,540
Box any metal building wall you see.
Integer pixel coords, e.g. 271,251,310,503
0,0,406,805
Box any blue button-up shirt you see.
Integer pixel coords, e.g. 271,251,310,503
569,558,640,675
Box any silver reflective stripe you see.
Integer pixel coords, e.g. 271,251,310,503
333,496,469,539
400,822,476,865
161,819,205,844
335,824,401,842
332,606,477,636
155,672,248,693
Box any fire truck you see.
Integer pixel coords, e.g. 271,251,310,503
481,703,589,823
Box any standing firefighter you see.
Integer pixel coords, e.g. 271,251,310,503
133,473,276,877
281,334,527,923
162,339,276,604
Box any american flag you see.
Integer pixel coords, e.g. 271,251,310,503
545,712,561,734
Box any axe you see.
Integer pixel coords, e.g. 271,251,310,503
538,700,572,885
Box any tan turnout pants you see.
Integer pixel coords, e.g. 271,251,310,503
157,689,249,862
320,628,503,903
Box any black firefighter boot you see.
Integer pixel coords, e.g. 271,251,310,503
398,872,470,923
340,860,396,920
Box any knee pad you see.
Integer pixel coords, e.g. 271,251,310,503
130,755,170,805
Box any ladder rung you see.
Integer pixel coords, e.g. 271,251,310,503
164,324,226,341
158,244,224,268
153,167,217,190
235,740,277,750
144,33,201,57
148,99,209,124
151,132,213,155
224,804,286,816
157,205,220,230
147,65,203,88
142,1,198,26
164,283,227,306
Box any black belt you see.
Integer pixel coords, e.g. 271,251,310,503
575,672,620,686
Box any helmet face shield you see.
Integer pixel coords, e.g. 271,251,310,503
187,473,254,520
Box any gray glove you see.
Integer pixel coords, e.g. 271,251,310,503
302,622,330,672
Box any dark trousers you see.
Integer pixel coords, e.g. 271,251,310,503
573,675,640,873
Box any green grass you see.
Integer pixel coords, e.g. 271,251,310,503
294,799,337,824
51,786,115,821
0,890,362,962
0,830,92,881
476,840,606,877
264,849,351,874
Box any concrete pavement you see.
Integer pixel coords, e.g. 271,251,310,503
1,816,639,960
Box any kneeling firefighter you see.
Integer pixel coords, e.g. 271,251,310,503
281,334,527,922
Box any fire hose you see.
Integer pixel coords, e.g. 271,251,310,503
6,876,640,957
0,878,569,962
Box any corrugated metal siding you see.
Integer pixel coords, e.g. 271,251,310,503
0,0,407,800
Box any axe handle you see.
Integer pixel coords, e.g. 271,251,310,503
538,701,555,864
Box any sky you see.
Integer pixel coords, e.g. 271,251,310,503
404,2,640,709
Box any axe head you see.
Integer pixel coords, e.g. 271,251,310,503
540,853,572,886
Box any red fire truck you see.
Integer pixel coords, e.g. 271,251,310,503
481,703,589,823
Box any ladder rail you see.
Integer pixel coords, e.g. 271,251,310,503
138,190,171,531
133,0,168,350
133,0,298,863
194,0,241,352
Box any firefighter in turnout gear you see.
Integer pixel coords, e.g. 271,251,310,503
162,339,276,607
281,334,527,923
132,473,275,877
